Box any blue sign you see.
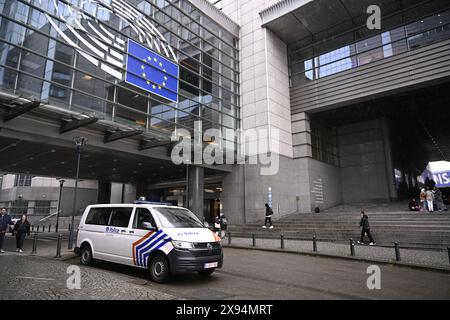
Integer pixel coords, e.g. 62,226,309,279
125,39,179,102
431,171,450,188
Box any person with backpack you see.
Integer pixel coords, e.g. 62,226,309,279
357,210,375,245
262,203,274,229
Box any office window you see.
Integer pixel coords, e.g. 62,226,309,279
34,200,51,215
14,175,32,187
10,200,29,215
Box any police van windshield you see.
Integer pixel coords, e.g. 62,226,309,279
153,207,204,228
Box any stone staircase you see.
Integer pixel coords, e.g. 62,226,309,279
227,209,450,249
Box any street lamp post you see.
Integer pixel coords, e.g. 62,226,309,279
55,179,65,233
68,137,87,250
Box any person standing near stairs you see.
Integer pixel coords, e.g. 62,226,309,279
0,208,14,253
13,215,30,253
357,210,375,245
262,203,274,229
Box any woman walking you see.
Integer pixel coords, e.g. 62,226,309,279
13,215,30,253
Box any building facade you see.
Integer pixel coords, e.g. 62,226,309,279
1,0,450,225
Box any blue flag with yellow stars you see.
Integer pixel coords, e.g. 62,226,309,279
125,39,179,102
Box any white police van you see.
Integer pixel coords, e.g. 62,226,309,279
75,201,223,283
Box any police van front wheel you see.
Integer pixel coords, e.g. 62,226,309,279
149,254,170,283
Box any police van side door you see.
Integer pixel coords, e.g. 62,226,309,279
125,207,160,268
103,207,134,264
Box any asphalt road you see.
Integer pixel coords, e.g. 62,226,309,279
1,242,450,299
68,248,450,299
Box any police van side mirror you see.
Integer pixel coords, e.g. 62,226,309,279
142,222,156,230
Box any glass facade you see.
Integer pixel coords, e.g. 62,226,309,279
288,9,450,86
0,0,239,148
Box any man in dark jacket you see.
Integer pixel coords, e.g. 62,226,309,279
0,208,14,253
262,203,274,229
13,215,31,253
357,210,375,245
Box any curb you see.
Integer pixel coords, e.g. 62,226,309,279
223,244,450,274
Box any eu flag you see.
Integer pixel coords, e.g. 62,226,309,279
125,39,179,103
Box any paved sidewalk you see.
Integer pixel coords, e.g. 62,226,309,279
1,234,76,260
0,254,177,300
223,237,450,271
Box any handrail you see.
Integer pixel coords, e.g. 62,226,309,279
38,211,60,222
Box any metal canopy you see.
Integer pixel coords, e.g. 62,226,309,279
139,139,174,151
259,0,423,44
104,129,144,143
0,100,41,122
60,116,99,134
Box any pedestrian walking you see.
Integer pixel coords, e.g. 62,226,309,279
219,213,227,238
0,207,14,253
357,210,375,245
213,214,221,236
433,188,445,212
426,187,434,212
262,203,273,229
13,215,30,253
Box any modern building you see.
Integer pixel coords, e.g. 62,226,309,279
0,0,449,225
0,173,135,217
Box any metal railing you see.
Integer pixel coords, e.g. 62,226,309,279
225,232,450,266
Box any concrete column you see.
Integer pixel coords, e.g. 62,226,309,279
380,118,398,201
187,165,204,219
97,180,111,204
136,181,148,200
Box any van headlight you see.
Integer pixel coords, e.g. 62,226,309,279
172,240,195,249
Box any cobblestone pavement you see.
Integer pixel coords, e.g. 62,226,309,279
0,254,177,300
225,237,450,269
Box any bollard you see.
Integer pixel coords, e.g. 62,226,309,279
252,234,256,247
280,234,284,249
31,225,34,231
313,235,317,252
55,234,62,258
48,224,51,233
350,238,355,256
448,247,450,264
228,232,231,245
31,233,38,254
394,242,401,261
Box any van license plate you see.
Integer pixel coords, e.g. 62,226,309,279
204,262,218,269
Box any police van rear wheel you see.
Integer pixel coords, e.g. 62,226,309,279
149,254,170,283
80,244,93,266
198,269,215,277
